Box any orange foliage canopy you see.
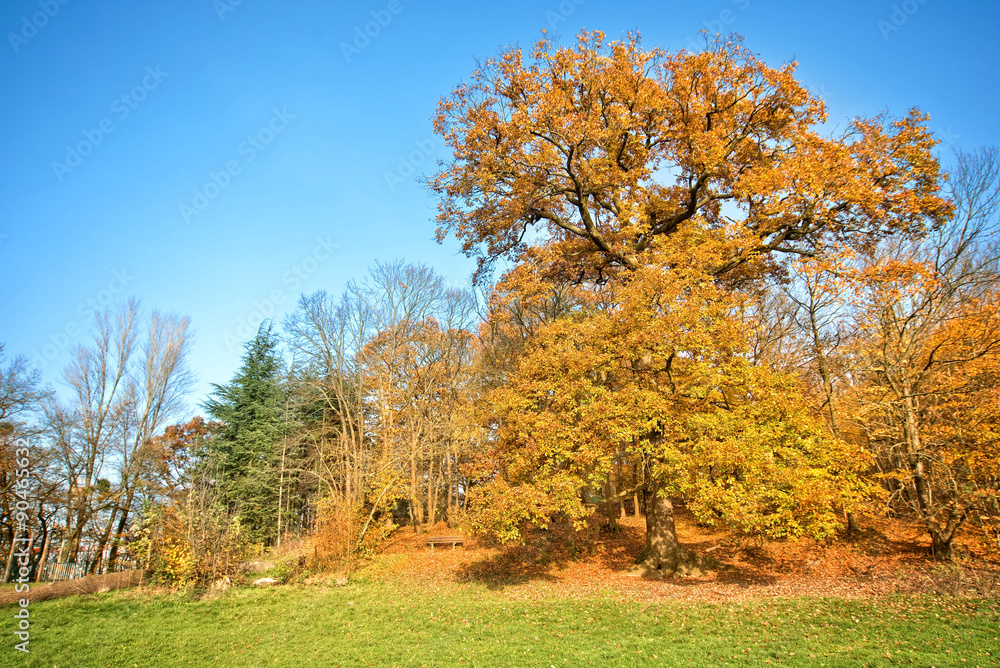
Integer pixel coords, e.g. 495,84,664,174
430,31,950,284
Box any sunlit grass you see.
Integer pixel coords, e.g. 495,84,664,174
11,580,999,667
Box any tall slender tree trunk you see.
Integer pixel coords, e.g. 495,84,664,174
107,488,136,571
65,498,93,563
426,450,437,527
36,531,52,583
277,434,287,548
106,506,130,572
89,505,118,575
615,459,626,520
631,459,642,518
410,448,423,532
445,443,454,523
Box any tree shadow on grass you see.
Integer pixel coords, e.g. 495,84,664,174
455,511,795,591
845,524,934,561
454,541,565,590
589,518,775,585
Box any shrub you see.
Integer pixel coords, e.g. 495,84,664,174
135,502,260,587
310,496,394,574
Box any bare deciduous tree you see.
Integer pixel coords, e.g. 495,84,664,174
47,299,191,569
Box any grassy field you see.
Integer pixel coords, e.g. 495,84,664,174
3,579,998,667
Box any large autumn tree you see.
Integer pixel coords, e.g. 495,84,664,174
430,31,951,575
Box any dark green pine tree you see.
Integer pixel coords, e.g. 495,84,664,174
203,323,288,545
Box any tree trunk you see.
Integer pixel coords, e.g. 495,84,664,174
632,483,717,577
89,505,119,575
900,391,962,559
445,443,454,523
615,459,626,520
427,451,437,527
277,434,287,548
604,477,619,532
930,530,954,560
65,501,91,563
409,452,419,532
632,462,642,517
35,531,52,583
928,504,966,561
106,489,136,572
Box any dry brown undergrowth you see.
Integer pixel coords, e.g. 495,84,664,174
0,569,144,606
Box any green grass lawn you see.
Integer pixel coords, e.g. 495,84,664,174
3,580,998,667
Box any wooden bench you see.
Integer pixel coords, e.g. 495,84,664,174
425,535,466,551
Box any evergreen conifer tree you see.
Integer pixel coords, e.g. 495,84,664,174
203,323,288,544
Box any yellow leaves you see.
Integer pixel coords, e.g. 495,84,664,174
676,372,872,540
471,251,870,542
313,497,393,568
466,477,588,545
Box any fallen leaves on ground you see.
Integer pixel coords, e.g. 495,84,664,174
363,510,1000,605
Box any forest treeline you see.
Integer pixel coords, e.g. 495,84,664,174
2,32,998,583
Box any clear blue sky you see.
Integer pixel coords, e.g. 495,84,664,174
2,0,998,412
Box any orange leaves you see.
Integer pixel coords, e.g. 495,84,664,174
812,148,1000,554
432,30,949,285
440,29,962,551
